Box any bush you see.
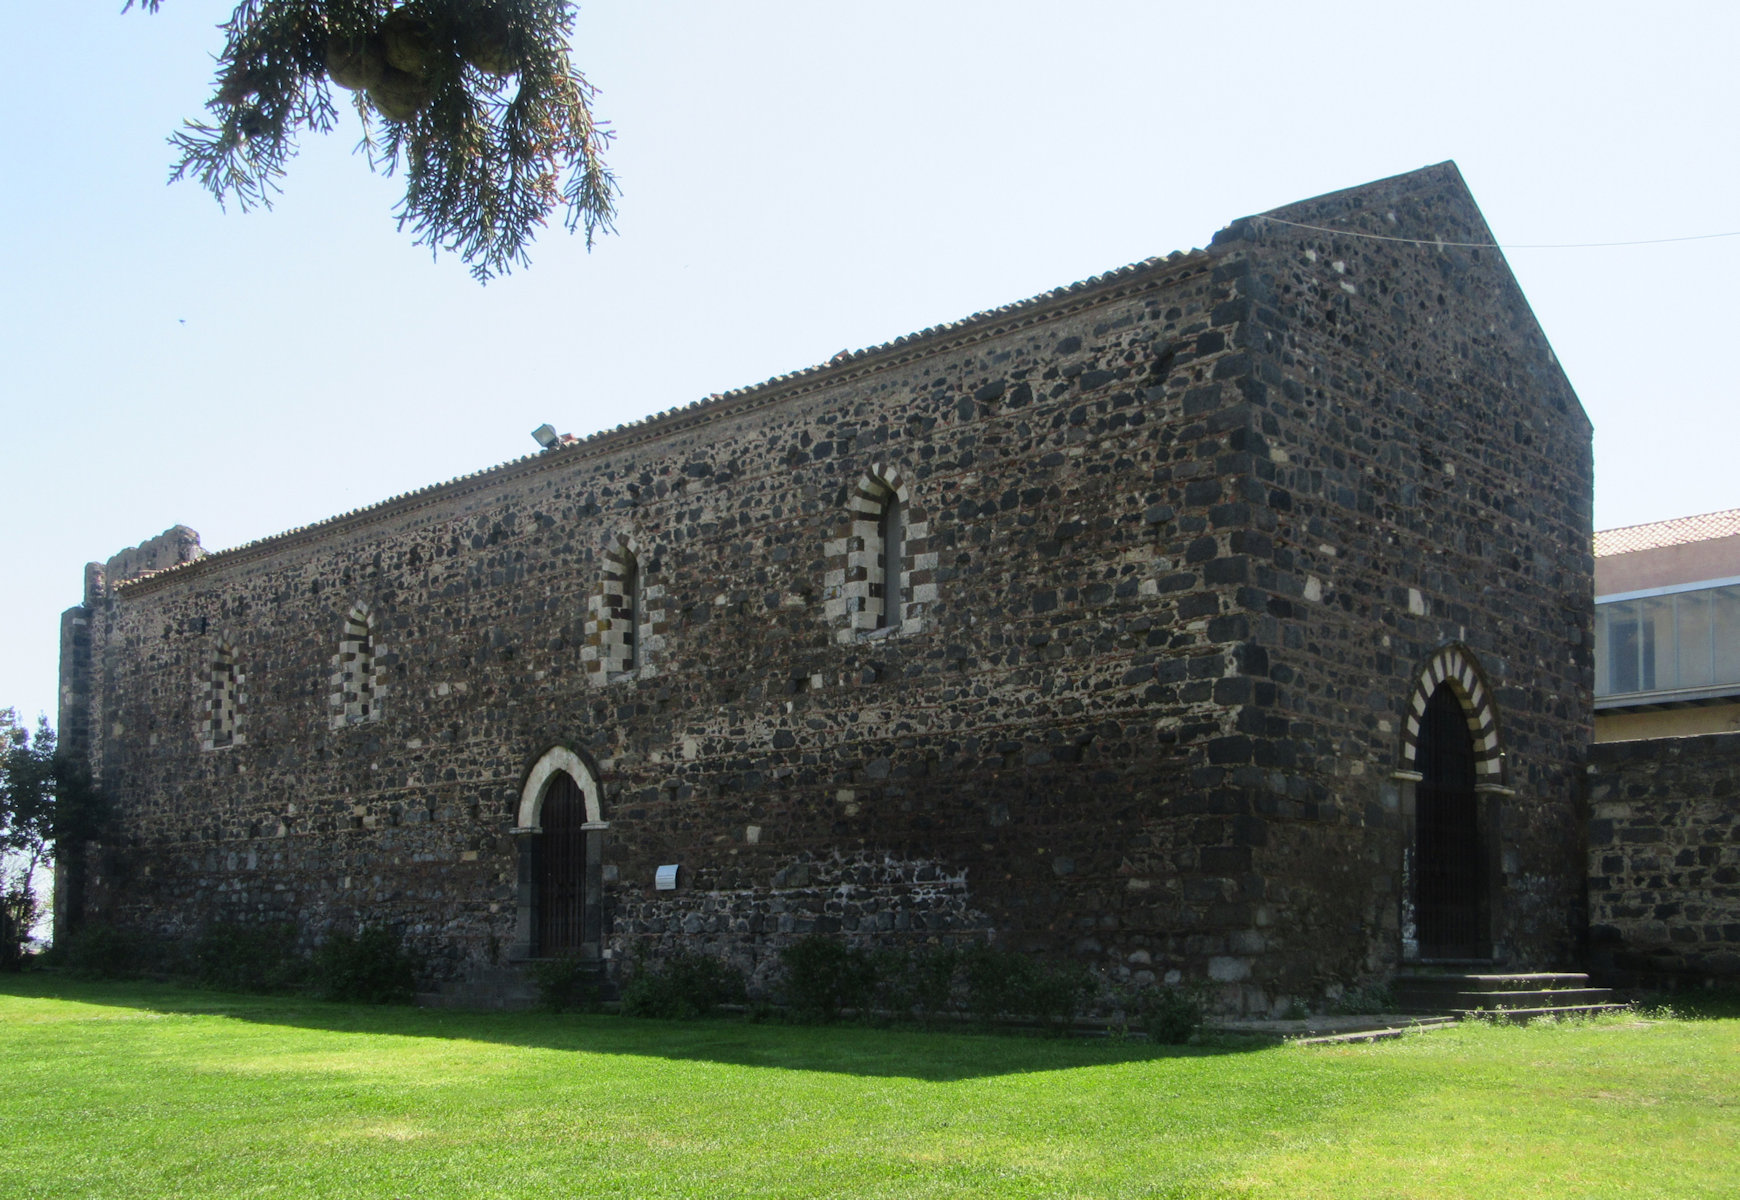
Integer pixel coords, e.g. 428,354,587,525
192,922,308,993
620,951,746,1019
961,944,1092,1031
0,883,35,971
872,945,960,1023
779,937,877,1022
1138,986,1204,1044
55,923,172,979
313,927,420,1004
528,954,603,1014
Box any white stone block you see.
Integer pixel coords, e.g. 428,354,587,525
1208,956,1252,982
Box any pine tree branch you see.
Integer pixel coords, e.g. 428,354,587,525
130,1,618,280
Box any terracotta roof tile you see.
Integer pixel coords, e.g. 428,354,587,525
1595,508,1740,557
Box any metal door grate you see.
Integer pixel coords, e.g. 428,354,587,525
1416,684,1487,958
537,774,588,955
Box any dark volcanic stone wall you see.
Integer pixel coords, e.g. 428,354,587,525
78,249,1286,1002
1588,733,1740,983
1217,165,1594,986
67,164,1593,1014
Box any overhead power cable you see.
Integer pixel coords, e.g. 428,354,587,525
1251,214,1740,250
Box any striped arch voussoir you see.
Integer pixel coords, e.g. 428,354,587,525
1400,645,1504,780
341,600,373,638
842,467,911,526
847,464,911,513
601,533,641,581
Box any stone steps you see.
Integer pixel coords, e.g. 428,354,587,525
1393,970,1622,1019
1449,1003,1632,1023
1409,987,1615,1010
1413,971,1592,988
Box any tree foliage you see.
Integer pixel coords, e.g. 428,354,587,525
1,714,55,867
1,712,107,966
128,1,619,280
1,712,55,966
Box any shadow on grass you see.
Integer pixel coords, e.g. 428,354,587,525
1637,986,1740,1021
0,971,1272,1082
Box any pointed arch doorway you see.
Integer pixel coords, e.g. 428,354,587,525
537,772,595,955
512,747,607,961
1415,684,1488,959
1397,647,1509,963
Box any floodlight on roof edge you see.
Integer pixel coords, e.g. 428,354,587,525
531,424,559,450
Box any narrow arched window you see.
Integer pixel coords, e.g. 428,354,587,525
877,493,904,629
329,604,384,727
830,467,920,638
586,538,661,683
201,643,242,750
620,549,640,670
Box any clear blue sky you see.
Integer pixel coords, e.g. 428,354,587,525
2,0,1736,730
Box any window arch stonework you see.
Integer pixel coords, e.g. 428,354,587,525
199,640,245,751
823,464,933,641
515,745,605,829
328,602,384,728
585,535,664,683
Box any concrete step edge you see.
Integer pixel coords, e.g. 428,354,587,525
1397,989,1614,1008
1395,972,1592,988
1431,989,1614,1006
1453,1004,1631,1022
1292,1019,1458,1046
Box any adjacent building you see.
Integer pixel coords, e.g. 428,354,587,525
1587,507,1740,983
1594,508,1740,742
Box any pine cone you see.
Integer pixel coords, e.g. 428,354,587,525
367,67,434,121
459,10,516,77
326,33,386,92
381,8,439,79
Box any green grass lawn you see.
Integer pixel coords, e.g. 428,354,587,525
1,976,1735,1199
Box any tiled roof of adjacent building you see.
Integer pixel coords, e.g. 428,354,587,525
1595,508,1740,557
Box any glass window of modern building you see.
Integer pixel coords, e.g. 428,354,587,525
1595,579,1740,705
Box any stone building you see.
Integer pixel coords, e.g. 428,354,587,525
59,163,1595,1014
1586,507,1740,984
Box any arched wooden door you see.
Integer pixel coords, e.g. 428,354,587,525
1415,684,1490,959
537,773,600,957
